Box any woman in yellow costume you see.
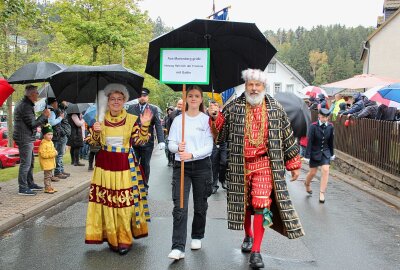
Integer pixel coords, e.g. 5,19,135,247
85,83,152,255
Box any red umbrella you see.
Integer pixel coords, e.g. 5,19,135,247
300,86,328,97
322,74,400,89
0,79,14,106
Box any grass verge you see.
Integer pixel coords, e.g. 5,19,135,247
0,153,72,182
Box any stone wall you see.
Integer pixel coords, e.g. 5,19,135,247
333,150,400,198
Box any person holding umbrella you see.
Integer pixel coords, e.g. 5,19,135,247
13,85,51,195
85,83,152,255
167,85,214,260
47,98,71,180
303,108,335,203
208,69,304,269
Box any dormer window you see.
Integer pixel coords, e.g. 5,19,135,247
267,61,276,73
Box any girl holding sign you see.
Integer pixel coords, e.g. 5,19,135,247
167,85,214,260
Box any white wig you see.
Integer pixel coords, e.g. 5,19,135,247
241,69,268,86
103,83,130,102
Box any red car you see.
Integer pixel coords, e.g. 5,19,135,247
0,127,41,155
0,146,20,168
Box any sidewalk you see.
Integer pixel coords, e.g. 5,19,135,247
301,163,400,210
0,163,92,234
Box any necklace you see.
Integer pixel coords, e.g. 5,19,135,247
245,100,266,147
105,118,126,128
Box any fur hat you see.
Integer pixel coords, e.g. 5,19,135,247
241,69,268,86
42,124,53,135
103,83,129,102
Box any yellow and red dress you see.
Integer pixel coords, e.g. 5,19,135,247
85,110,150,250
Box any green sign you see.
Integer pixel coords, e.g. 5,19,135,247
160,48,210,85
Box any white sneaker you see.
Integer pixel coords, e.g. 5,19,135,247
168,249,185,260
191,239,202,250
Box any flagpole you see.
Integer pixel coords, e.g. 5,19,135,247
180,84,186,208
207,5,231,19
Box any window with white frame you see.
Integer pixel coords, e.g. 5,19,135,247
267,61,276,73
274,83,282,93
286,84,294,93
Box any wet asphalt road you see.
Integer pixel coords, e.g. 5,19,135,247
0,150,399,270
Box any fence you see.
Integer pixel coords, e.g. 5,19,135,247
310,110,400,177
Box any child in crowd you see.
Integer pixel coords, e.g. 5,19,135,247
38,124,58,194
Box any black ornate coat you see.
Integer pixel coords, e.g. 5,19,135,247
214,93,304,239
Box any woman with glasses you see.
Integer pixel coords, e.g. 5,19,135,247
85,83,153,255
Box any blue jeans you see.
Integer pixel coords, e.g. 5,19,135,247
53,136,67,175
80,143,89,159
17,141,35,190
171,157,212,251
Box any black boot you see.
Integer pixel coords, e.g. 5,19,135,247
249,252,264,268
118,247,130,255
241,236,253,253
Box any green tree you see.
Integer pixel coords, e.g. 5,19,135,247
0,0,43,146
50,0,152,64
152,16,173,38
309,50,328,80
314,63,331,85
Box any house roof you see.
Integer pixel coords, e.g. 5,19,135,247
384,0,400,9
361,7,400,60
275,58,309,87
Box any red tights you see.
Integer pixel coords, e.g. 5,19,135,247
244,210,265,253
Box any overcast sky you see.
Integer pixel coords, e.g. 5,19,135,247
138,0,384,31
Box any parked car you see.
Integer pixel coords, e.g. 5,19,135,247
0,127,7,147
0,122,7,128
0,146,20,168
0,127,41,155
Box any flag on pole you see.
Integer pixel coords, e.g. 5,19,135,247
213,7,228,20
221,88,235,104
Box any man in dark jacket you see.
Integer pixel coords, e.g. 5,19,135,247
47,98,71,179
13,85,50,195
353,97,379,119
163,106,175,166
318,93,328,109
166,99,183,131
127,88,165,188
341,92,365,116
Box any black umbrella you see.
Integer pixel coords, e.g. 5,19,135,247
8,62,66,84
38,84,55,98
274,92,311,138
145,19,277,92
48,64,144,103
65,103,91,114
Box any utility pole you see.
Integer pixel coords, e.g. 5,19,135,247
121,48,125,66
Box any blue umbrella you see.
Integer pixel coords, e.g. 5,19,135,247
378,83,400,103
83,104,96,127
